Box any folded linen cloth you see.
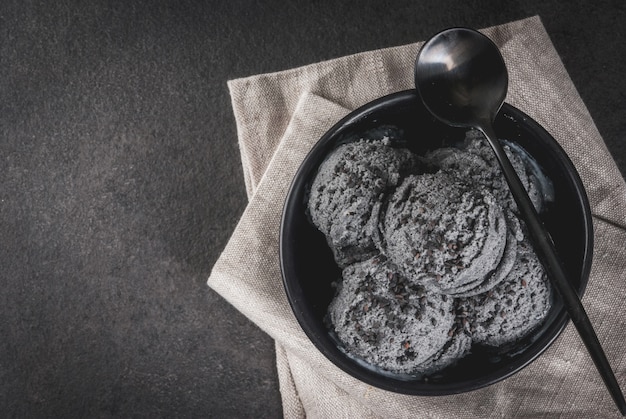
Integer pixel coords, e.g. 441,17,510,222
209,16,626,418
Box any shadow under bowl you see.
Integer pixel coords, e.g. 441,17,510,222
280,89,593,395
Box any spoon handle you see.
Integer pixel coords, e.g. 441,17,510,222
479,122,626,416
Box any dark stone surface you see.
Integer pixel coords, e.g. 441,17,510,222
1,0,624,417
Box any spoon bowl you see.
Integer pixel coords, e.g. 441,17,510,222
415,28,507,128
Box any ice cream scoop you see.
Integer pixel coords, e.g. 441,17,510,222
415,27,626,415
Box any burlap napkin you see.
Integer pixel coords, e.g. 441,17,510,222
209,16,626,418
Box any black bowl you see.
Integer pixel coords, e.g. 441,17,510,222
279,90,593,395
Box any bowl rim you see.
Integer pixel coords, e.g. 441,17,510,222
279,89,594,395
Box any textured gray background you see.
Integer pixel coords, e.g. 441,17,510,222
2,1,625,417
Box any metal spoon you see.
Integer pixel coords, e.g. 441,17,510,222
415,27,626,416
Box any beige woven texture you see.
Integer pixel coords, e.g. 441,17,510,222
209,16,626,418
